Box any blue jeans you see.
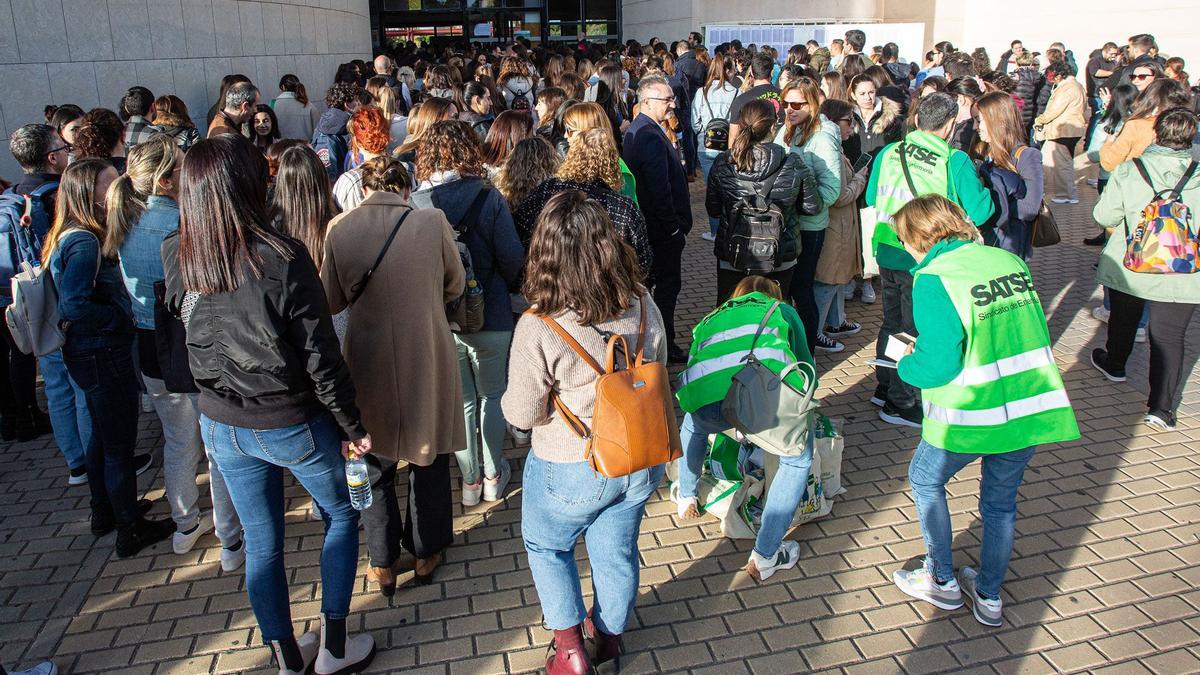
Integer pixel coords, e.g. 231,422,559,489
453,330,512,485
677,402,814,559
201,412,359,643
39,350,91,470
62,343,140,525
908,439,1036,600
522,452,664,634
813,281,846,332
698,150,720,235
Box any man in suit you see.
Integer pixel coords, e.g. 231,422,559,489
623,75,692,363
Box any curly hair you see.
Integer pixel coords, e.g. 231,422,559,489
557,128,622,191
325,81,362,110
415,120,484,182
495,136,559,207
497,56,529,84
73,108,123,159
348,105,390,155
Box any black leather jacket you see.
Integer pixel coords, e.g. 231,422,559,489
705,143,821,267
162,232,364,439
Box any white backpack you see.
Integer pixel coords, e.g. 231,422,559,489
6,229,99,356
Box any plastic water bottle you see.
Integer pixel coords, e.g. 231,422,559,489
345,457,373,511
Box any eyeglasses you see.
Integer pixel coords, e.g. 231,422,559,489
47,143,71,155
1132,73,1155,81
783,101,808,110
645,96,675,103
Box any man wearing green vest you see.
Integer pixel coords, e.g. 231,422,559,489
864,92,995,428
887,196,1079,628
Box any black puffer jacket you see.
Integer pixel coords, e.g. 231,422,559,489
706,143,821,269
1012,66,1045,129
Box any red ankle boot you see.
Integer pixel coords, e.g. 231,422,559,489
584,612,623,670
546,625,592,675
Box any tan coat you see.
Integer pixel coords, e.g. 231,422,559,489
1034,77,1086,141
320,191,467,465
1098,117,1156,173
815,154,868,285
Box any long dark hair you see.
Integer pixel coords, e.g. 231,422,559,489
271,145,336,268
1101,83,1138,134
42,158,113,262
1128,78,1190,122
278,74,309,106
482,110,533,166
702,53,734,101
251,104,281,150
179,135,291,294
729,99,777,171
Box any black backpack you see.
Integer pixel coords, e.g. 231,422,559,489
725,166,786,273
508,84,532,112
701,95,730,152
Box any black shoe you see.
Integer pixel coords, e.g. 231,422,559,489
133,453,153,476
1090,348,1126,383
115,517,177,558
668,345,688,364
869,384,887,408
91,499,156,537
879,402,923,428
69,465,88,486
1083,233,1107,246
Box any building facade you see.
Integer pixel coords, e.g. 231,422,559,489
369,0,621,48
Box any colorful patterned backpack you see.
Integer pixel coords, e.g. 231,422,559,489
1124,159,1200,274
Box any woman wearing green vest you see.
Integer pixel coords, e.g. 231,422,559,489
672,276,818,582
888,195,1079,627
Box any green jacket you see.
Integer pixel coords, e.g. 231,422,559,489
774,117,843,231
865,133,996,270
1093,144,1200,303
619,157,638,205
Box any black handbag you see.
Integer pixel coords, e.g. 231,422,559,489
153,280,198,394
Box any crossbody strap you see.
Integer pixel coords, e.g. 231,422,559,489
539,314,605,375
897,142,919,197
455,186,492,235
349,208,411,305
1171,161,1199,199
747,301,781,355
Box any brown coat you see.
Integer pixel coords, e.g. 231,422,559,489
1098,117,1155,173
207,111,239,138
320,191,467,465
815,154,867,285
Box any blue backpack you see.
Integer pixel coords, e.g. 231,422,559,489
0,182,57,305
311,130,348,183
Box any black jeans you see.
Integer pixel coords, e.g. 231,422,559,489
1147,300,1199,417
650,233,686,348
0,318,39,422
716,266,796,305
875,268,919,408
1104,287,1144,370
361,453,453,566
787,230,825,355
62,343,141,526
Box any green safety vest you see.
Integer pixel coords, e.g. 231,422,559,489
676,292,801,413
915,243,1080,454
871,130,957,256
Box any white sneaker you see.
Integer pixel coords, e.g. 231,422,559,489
700,231,716,242
172,515,213,554
462,479,483,507
310,501,324,521
315,614,375,675
1135,327,1147,343
482,461,511,502
220,540,246,572
860,282,876,304
745,540,800,581
1086,177,1098,187
1049,196,1079,204
892,565,964,610
1143,412,1177,431
1091,306,1110,322
669,482,700,519
958,567,1003,627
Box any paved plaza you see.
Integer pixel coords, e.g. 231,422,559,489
1,175,1199,674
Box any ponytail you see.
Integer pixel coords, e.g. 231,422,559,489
730,99,777,172
295,82,309,107
104,172,144,257
105,134,178,257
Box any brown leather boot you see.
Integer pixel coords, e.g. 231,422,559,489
367,565,396,597
413,551,443,586
584,611,622,672
546,624,592,675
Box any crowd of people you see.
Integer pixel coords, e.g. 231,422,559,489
0,26,1197,675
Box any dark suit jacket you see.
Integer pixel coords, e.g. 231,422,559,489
622,113,692,245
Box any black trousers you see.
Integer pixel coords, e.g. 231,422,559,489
875,268,920,408
1147,300,1199,417
0,318,38,422
361,453,453,567
716,266,796,306
1104,287,1144,369
650,234,686,348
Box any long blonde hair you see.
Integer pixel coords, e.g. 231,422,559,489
893,194,981,254
366,76,400,118
105,134,179,256
42,158,113,262
557,128,622,191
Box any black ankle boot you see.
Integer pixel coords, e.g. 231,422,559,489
115,517,176,558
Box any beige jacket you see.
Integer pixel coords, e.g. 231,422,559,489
1034,78,1086,141
320,191,467,465
1098,117,1156,173
815,154,868,285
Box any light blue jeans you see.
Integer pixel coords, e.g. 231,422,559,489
522,452,665,634
698,149,720,236
38,350,90,470
453,330,512,485
677,402,814,560
201,412,359,643
908,439,1036,600
144,376,240,545
813,281,847,332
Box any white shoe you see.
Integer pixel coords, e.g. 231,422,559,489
1086,178,1098,187
482,461,511,502
1143,412,1177,431
745,540,800,581
462,478,483,507
958,567,1003,627
310,501,324,521
1050,196,1079,204
892,564,964,610
314,613,376,675
172,515,213,554
220,540,246,572
860,282,876,304
1135,327,1147,343
669,482,700,519
270,631,320,675
700,231,717,242
1091,306,1110,322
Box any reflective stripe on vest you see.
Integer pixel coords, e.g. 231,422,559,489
679,347,792,387
950,346,1055,387
696,325,781,353
923,389,1072,426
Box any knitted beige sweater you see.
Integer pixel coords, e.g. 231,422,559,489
501,294,667,463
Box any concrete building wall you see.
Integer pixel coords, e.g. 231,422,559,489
0,0,372,178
